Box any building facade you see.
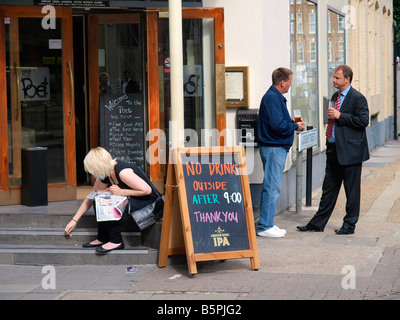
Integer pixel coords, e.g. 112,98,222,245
204,0,394,212
0,0,395,212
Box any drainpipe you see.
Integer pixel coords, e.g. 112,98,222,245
394,21,398,140
169,0,185,148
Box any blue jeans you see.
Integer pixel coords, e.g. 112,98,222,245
257,146,288,232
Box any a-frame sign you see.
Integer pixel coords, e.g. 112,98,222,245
158,146,260,276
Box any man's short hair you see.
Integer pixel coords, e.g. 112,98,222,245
334,65,353,83
272,68,293,86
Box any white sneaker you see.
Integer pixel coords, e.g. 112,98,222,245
273,225,286,235
257,227,285,238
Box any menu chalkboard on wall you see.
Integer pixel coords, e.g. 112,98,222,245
100,93,145,170
158,147,260,276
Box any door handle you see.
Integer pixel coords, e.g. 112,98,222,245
67,60,74,125
14,63,20,121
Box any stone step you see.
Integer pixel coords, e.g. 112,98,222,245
0,212,99,229
0,245,159,265
0,228,142,246
0,210,140,232
0,201,164,266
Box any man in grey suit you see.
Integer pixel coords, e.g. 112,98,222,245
297,65,369,235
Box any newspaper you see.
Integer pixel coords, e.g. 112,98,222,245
88,191,129,222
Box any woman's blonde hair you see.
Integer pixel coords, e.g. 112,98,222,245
83,147,117,180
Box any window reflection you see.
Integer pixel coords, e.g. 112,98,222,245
328,10,346,96
290,0,319,136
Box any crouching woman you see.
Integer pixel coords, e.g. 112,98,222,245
65,147,159,253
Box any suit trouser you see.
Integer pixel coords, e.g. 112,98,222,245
308,142,362,230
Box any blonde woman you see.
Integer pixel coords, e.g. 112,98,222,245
65,147,157,253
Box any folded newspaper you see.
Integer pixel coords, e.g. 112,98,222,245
88,191,129,222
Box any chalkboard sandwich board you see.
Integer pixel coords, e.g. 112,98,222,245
158,146,260,276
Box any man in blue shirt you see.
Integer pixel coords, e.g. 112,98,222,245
257,68,305,237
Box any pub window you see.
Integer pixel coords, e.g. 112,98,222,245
309,12,316,34
297,42,304,61
338,15,345,33
290,0,319,149
310,41,317,62
328,9,346,96
297,13,303,34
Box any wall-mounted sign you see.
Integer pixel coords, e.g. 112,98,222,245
298,128,318,151
225,66,249,108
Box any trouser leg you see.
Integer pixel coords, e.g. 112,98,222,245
308,143,343,229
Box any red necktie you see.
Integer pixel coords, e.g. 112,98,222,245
326,93,341,139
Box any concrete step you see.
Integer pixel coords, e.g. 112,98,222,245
0,228,142,246
0,211,99,229
0,202,164,266
0,209,140,231
0,245,159,265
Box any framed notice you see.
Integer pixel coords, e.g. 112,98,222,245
225,66,249,108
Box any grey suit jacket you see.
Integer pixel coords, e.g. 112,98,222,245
333,87,370,165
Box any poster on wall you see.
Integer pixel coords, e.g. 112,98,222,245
19,67,50,101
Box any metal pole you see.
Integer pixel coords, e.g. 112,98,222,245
296,134,302,214
306,126,313,206
169,0,185,148
393,21,398,140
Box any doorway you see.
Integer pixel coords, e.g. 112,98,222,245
0,6,76,202
72,12,146,185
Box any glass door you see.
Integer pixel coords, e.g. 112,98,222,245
7,17,64,185
146,8,225,186
87,13,146,171
0,6,75,196
158,17,216,146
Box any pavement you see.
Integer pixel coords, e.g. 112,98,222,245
1,140,400,303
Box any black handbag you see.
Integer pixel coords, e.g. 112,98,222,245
128,174,164,230
129,195,164,230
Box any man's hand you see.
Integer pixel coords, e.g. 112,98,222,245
328,108,341,120
296,121,306,131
